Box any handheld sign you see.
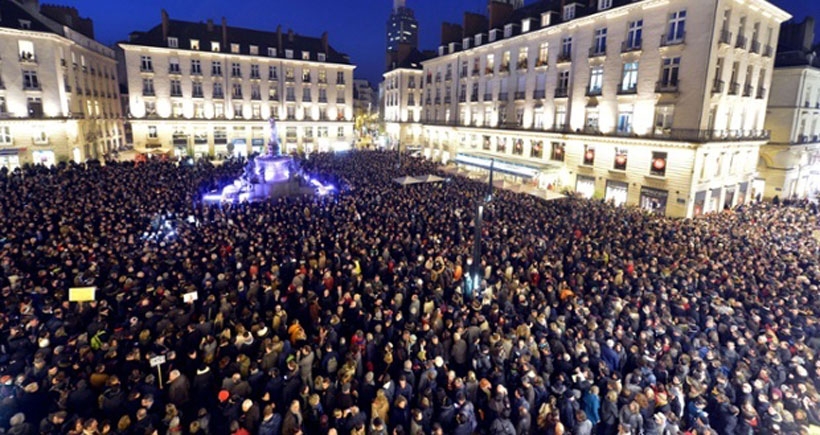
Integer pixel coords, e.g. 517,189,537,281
183,291,199,303
149,355,166,367
69,287,96,302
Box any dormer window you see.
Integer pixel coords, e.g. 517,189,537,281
285,49,294,59
268,47,277,57
489,29,500,42
598,0,612,11
522,19,531,33
541,12,553,27
302,51,310,60
190,39,200,50
318,53,326,62
250,45,258,55
475,34,484,45
231,43,240,54
19,20,31,30
167,37,178,48
563,4,576,21
504,24,514,38
211,42,220,52
463,37,471,49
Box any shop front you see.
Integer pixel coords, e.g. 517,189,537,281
694,191,706,216
575,175,596,199
605,180,628,206
453,152,563,188
640,187,669,215
32,150,56,167
0,149,21,171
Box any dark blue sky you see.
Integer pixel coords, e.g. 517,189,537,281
72,0,815,86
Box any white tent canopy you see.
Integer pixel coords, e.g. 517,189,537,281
393,176,424,185
414,174,446,183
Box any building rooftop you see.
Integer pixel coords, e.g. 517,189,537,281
124,13,351,65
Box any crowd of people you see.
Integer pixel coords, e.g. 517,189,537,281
0,151,818,435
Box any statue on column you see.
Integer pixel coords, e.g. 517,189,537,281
267,117,280,157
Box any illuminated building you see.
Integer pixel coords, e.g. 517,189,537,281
119,10,355,158
384,49,432,148
0,0,124,169
418,0,790,217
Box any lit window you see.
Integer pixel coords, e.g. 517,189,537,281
285,49,294,59
250,45,258,55
563,4,576,21
190,39,200,50
148,126,158,139
302,51,310,60
598,0,612,10
268,47,277,57
167,37,178,48
0,126,11,145
231,43,240,54
211,42,220,52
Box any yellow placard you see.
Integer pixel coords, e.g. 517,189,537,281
69,287,96,302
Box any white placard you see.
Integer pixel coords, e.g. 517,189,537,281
183,291,199,303
149,355,166,367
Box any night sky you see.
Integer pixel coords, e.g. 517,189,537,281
70,0,817,86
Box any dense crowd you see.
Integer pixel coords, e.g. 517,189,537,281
0,151,819,435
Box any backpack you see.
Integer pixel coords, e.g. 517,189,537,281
326,355,338,374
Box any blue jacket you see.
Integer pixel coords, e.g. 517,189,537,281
582,391,601,425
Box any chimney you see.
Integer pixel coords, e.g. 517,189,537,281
441,22,462,46
207,19,214,33
288,28,295,43
161,9,169,40
277,25,283,53
463,12,488,38
321,31,329,54
488,1,513,31
221,17,228,47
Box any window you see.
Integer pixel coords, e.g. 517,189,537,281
563,4,576,21
269,87,279,101
193,81,203,98
538,43,549,66
169,58,180,74
667,10,686,42
286,106,295,120
558,70,570,92
626,20,643,49
0,97,6,114
592,28,607,55
168,37,178,48
140,56,153,72
555,107,567,129
318,53,326,62
214,127,227,144
319,88,327,102
211,42,220,52
285,49,294,59
213,82,224,99
233,103,243,118
561,37,572,60
170,79,182,97
148,126,158,139
142,78,154,96
655,106,674,134
336,71,345,84
172,101,183,118
318,69,327,83
613,147,628,170
252,104,261,119
586,110,599,132
598,0,612,10
18,40,35,61
267,47,277,57
660,57,681,88
144,101,156,116
617,111,633,134
22,70,39,89
518,48,528,70
190,39,200,50
0,126,10,145
19,20,31,30
191,59,202,75
269,66,278,80
231,63,242,78
214,103,224,118
622,62,639,92
302,88,312,102
232,83,243,98
589,67,604,94
337,126,345,138
231,43,240,54
33,130,47,144
251,64,260,79
251,84,261,100
212,61,222,76
651,152,667,176
302,69,311,82
583,145,595,165
286,87,295,101
249,45,258,55
550,142,565,161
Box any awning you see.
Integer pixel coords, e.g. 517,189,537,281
414,174,446,183
393,176,424,186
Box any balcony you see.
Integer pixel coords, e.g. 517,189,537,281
554,88,569,98
231,72,242,79
763,45,773,57
434,97,441,105
535,59,548,68
140,66,153,73
64,84,71,93
756,87,766,99
169,66,182,75
337,79,346,85
728,82,740,95
617,83,637,95
498,92,509,100
444,96,451,104
750,40,761,54
514,91,526,100
458,95,466,103
485,67,494,76
660,33,686,47
252,94,262,101
286,95,296,102
336,97,346,104
232,93,243,99
621,40,642,53
470,93,479,102
557,53,572,64
250,73,261,80
743,84,753,97
655,81,679,93
645,128,770,142
445,73,452,81
60,59,66,68
586,86,602,97
19,52,37,64
588,46,606,58
718,30,732,46
302,96,312,103
472,69,480,77
517,60,528,71
533,89,546,99
191,69,203,76
213,92,224,99
712,80,724,93
269,94,279,102
193,91,204,98
498,65,510,74
142,90,155,97
735,35,747,50
435,76,441,83
269,75,279,81
483,93,493,101
285,76,295,83
317,77,327,84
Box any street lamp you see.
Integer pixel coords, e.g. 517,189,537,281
469,158,494,300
